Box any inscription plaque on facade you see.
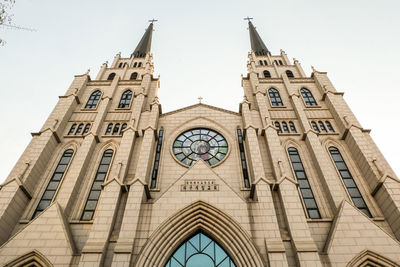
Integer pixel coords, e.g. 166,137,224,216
181,180,219,191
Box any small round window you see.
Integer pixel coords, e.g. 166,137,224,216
173,128,228,166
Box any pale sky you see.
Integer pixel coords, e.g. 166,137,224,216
0,0,399,182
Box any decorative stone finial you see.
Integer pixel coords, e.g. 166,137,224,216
198,96,203,104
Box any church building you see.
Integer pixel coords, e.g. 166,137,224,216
0,20,400,266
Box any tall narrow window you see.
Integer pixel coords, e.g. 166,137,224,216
150,129,164,189
282,122,290,133
133,62,137,67
318,121,327,132
275,122,282,133
237,129,250,188
138,62,142,67
85,90,101,109
268,88,283,106
289,121,297,133
83,123,91,134
329,147,371,217
286,70,294,78
68,124,76,135
107,73,116,80
118,90,133,108
263,70,271,78
112,123,120,135
105,123,113,135
259,60,263,66
264,60,268,65
301,88,317,106
120,123,127,135
130,72,138,80
274,60,278,65
288,147,321,219
75,123,83,135
279,60,283,65
81,149,113,221
326,121,335,132
32,149,74,218
311,121,320,132
118,62,123,68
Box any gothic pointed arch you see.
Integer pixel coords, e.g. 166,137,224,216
5,250,53,267
134,201,264,267
165,231,236,267
347,249,399,267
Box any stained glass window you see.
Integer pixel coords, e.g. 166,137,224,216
85,90,101,109
165,232,236,267
301,88,317,106
329,147,372,217
288,147,321,219
268,88,283,106
81,149,113,221
32,149,74,218
118,90,133,108
173,129,228,166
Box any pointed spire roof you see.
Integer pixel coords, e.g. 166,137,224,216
248,21,270,56
132,22,154,58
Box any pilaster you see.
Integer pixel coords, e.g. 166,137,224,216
241,101,289,265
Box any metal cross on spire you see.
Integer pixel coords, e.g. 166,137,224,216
243,16,253,22
198,96,203,104
149,19,158,23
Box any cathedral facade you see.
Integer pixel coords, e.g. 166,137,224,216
0,20,400,267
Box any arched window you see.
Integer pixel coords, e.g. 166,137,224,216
282,122,290,133
279,60,283,65
107,73,116,80
118,62,123,68
264,60,268,65
325,121,335,132
311,121,320,132
123,62,127,67
259,60,263,66
120,123,127,134
165,232,236,267
112,123,120,135
83,123,91,134
138,62,142,67
263,70,271,78
274,60,278,65
75,123,83,135
81,149,113,221
150,129,164,188
85,90,101,109
32,149,74,218
105,123,113,135
289,121,297,133
130,72,138,80
68,124,77,135
268,88,283,106
288,147,321,219
318,121,327,132
274,122,282,133
237,129,250,188
329,146,371,217
133,62,137,67
118,90,133,108
286,70,294,78
301,88,317,106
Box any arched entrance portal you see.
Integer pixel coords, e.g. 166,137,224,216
165,231,236,267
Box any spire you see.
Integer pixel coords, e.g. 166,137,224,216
132,21,156,58
245,18,270,56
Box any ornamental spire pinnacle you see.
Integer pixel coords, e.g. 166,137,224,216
132,20,157,58
245,18,270,56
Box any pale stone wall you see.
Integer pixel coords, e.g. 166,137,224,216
0,48,399,267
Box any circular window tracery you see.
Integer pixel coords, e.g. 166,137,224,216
173,128,228,166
